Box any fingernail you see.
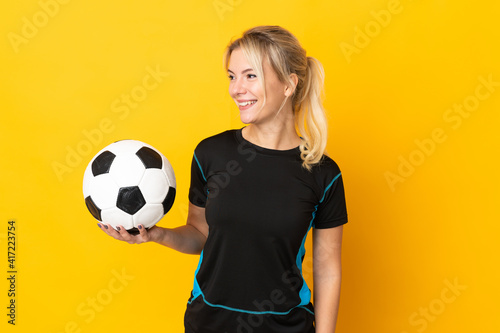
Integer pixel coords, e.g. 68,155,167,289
138,225,143,230
104,225,108,229
97,223,101,228
116,227,121,231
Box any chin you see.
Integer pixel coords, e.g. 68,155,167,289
238,111,256,124
237,102,267,124
239,117,254,124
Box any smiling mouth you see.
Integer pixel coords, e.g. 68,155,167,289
237,100,257,107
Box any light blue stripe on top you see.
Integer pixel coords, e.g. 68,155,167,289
296,224,313,306
193,152,206,182
188,250,204,304
320,172,341,203
295,172,342,306
190,288,314,316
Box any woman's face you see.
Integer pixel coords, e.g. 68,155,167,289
227,48,289,125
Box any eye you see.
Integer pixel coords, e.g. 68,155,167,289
247,74,257,79
228,74,234,80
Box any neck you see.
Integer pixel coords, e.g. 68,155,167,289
242,116,301,151
241,96,302,150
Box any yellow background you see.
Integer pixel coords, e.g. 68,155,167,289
1,0,499,332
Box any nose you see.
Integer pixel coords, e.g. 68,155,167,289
230,77,246,97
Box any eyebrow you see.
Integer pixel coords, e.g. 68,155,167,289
227,68,254,74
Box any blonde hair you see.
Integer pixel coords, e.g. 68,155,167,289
223,25,328,170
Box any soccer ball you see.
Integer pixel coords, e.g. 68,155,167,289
83,140,176,235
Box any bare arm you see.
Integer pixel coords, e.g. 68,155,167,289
313,225,344,333
98,202,208,255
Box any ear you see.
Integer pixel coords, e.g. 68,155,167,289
284,73,299,97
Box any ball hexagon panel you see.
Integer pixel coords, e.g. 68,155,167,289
161,155,176,188
108,140,145,154
134,204,164,229
108,153,146,187
101,207,134,230
82,163,94,198
89,174,119,210
139,169,169,203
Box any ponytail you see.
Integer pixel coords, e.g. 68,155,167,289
295,57,328,171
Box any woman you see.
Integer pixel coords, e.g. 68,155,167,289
98,25,348,333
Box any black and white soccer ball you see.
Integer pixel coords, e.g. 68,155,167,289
83,140,176,235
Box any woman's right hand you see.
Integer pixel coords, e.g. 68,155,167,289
96,203,208,254
97,223,163,245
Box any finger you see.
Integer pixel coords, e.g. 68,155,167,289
97,222,113,234
98,223,124,240
115,225,136,243
137,224,149,242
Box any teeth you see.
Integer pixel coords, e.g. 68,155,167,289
238,100,257,106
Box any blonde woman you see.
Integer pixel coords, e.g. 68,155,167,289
99,25,348,333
